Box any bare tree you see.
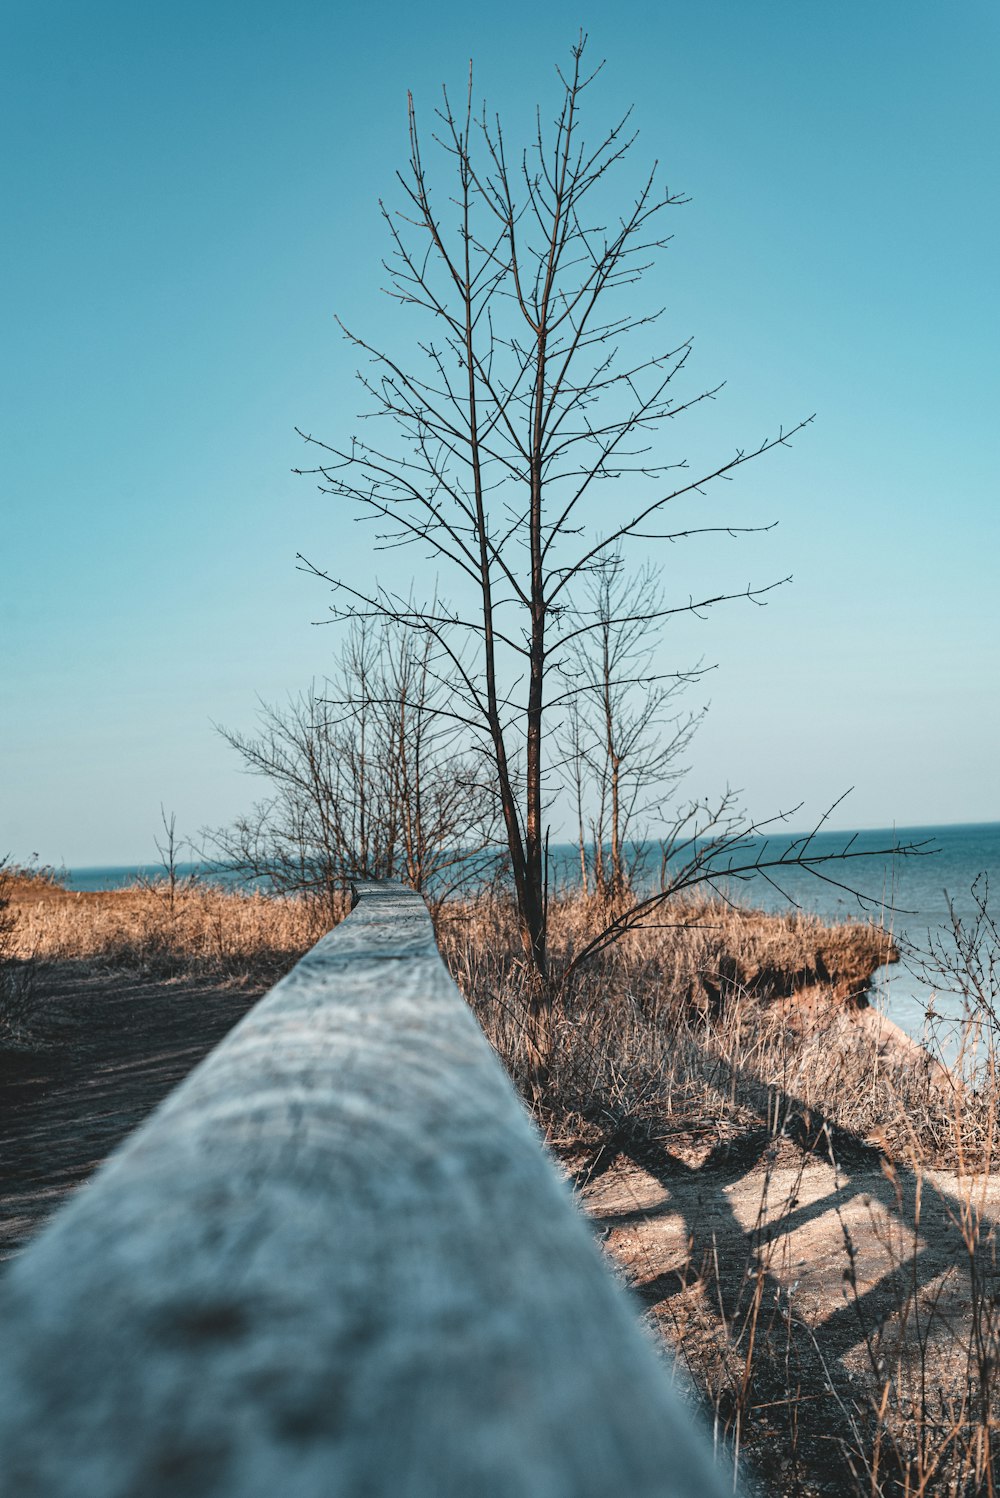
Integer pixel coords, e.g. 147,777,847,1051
208,620,494,918
297,38,806,973
558,556,706,903
295,37,927,1005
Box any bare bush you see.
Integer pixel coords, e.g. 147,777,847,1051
557,557,706,902
209,618,496,918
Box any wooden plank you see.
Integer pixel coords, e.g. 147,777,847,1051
0,882,729,1496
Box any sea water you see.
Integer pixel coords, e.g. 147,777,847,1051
63,862,255,893
624,822,999,1062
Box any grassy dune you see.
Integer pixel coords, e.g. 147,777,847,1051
442,893,1000,1496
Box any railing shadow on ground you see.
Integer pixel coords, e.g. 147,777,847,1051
575,1051,1000,1491
0,881,731,1498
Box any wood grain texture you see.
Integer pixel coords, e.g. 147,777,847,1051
0,882,729,1497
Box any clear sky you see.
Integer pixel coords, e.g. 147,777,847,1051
2,0,997,867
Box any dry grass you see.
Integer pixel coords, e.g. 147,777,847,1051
438,890,961,1163
439,888,1000,1496
0,861,60,1038
5,869,1000,1492
2,869,336,996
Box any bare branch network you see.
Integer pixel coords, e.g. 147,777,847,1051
292,35,916,1003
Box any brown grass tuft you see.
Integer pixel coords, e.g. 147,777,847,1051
436,891,949,1161
4,878,338,988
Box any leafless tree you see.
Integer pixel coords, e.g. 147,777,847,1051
558,556,706,903
295,37,926,1007
208,620,494,919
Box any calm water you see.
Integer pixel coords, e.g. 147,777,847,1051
64,862,242,892
67,823,999,1051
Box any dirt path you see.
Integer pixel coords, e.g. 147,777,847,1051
0,963,263,1262
585,1146,1000,1332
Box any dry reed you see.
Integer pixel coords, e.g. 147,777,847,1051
437,891,960,1161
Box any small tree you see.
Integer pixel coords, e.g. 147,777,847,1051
209,620,494,917
558,556,705,903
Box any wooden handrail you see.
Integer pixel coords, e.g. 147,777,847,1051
0,881,730,1496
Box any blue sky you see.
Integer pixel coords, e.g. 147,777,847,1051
2,0,997,866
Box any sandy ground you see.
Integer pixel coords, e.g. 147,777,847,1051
570,1133,1000,1493
585,1147,1000,1346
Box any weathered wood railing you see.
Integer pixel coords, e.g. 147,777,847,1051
0,882,728,1496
